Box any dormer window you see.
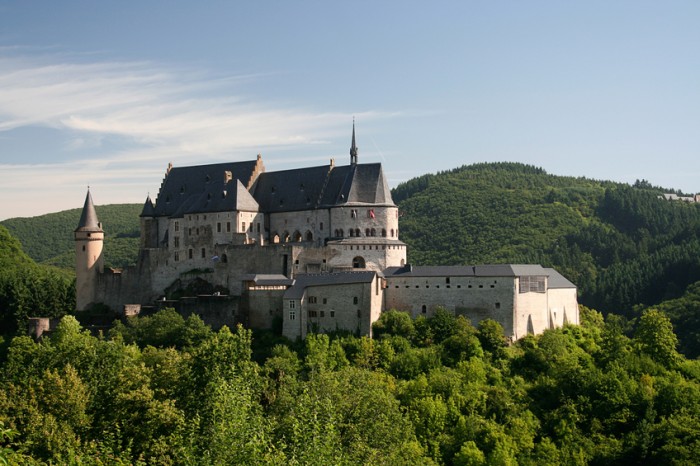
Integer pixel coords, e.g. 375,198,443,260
205,175,211,183
180,186,185,194
271,186,276,194
300,183,305,191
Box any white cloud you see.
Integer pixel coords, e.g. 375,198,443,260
0,51,399,220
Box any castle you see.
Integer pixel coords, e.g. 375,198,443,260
75,125,579,340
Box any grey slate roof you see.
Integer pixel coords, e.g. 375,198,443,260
284,271,377,300
252,164,331,213
252,162,395,213
543,268,576,289
384,264,557,278
75,190,102,232
140,196,155,217
153,160,259,217
241,274,294,286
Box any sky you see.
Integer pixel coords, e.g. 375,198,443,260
0,1,699,220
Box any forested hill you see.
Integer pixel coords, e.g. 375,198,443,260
1,204,142,270
0,225,74,332
394,162,700,318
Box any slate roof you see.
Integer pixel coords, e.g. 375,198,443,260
284,271,377,300
75,190,102,232
543,268,576,289
252,162,395,213
153,160,259,217
241,274,295,286
384,264,562,279
140,196,155,217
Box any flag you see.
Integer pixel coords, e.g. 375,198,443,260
369,209,375,219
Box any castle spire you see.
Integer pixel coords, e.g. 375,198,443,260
350,119,358,165
75,188,102,232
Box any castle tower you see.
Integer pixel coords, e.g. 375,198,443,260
74,189,104,311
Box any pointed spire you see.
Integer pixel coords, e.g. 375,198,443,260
350,119,358,165
75,188,102,232
140,194,155,217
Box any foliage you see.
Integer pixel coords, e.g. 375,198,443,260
1,203,142,270
0,308,699,464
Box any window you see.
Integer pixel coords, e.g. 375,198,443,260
330,311,335,317
174,237,180,247
308,310,317,317
217,223,221,233
242,222,246,233
351,209,357,218
320,222,323,231
353,296,359,305
189,249,193,259
355,228,360,236
174,221,179,232
495,302,501,309
519,276,546,293
382,228,386,237
227,222,231,232
289,300,296,309
257,223,261,233
323,298,328,304
365,228,370,236
308,296,317,304
289,310,296,320
422,305,427,314
320,311,325,317
352,256,365,269
201,248,206,258
174,252,179,261
250,223,253,232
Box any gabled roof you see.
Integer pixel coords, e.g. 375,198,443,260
284,271,377,299
75,189,102,232
153,160,259,217
178,179,259,215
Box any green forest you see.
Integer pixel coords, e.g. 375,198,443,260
2,307,700,465
2,162,700,464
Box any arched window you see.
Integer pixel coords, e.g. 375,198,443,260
320,222,324,231
421,305,427,314
272,234,280,244
339,229,344,237
355,228,361,237
334,229,339,237
306,231,313,241
381,228,386,237
365,228,370,236
370,228,376,236
283,232,290,242
349,229,354,237
293,231,302,242
352,256,365,269
221,254,228,263
390,229,395,237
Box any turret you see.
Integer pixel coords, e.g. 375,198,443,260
74,189,104,311
139,195,158,248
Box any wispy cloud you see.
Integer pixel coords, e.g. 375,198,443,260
0,51,397,219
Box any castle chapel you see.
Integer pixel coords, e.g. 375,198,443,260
75,125,579,340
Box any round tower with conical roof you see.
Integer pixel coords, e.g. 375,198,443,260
74,188,104,311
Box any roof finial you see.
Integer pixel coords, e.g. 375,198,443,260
350,118,358,165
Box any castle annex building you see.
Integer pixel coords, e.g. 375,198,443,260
75,126,579,340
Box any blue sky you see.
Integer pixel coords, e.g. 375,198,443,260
1,1,699,220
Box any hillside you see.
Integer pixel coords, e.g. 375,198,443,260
0,225,74,332
394,162,700,318
1,203,142,270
